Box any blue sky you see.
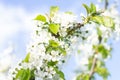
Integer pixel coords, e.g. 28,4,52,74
0,0,120,80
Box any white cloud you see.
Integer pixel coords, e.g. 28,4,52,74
0,3,36,47
0,45,14,80
0,3,38,79
0,46,14,72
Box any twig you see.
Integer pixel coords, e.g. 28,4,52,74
89,53,97,80
66,23,84,37
105,0,109,10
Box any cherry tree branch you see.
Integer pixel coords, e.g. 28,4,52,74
89,1,109,79
89,52,97,80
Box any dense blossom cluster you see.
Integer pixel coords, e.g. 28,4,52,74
10,12,77,80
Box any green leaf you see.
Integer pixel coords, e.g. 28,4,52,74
59,47,66,56
98,44,110,59
58,71,65,80
23,53,30,63
47,61,58,66
54,68,65,80
83,4,91,15
65,11,73,15
46,40,58,53
83,3,96,15
46,46,53,53
96,67,110,80
50,6,59,17
91,16,115,28
49,23,60,35
97,27,102,36
34,14,46,22
47,40,66,56
90,3,96,13
94,44,110,59
49,40,59,47
91,16,103,24
15,68,34,80
76,74,89,80
102,16,115,28
77,50,81,54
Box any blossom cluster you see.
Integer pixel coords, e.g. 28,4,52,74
10,12,77,80
72,5,120,79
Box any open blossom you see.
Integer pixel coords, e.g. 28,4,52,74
103,6,120,40
52,12,77,27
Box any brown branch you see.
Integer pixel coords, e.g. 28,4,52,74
89,53,97,80
66,23,84,37
89,36,102,80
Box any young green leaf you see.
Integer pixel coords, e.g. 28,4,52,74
91,16,115,28
58,71,65,80
94,44,110,59
49,40,59,47
96,60,105,68
15,68,33,80
47,61,58,66
76,74,89,80
97,27,102,36
91,16,103,24
59,47,66,56
83,4,91,15
102,16,115,28
49,23,60,35
90,3,96,13
34,15,46,22
22,53,30,63
96,67,110,80
50,6,59,17
54,68,65,80
65,11,73,15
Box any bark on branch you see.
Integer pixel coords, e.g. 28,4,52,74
89,53,97,80
66,23,84,37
